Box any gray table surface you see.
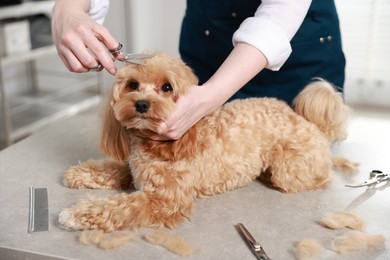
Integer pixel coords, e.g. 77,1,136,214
0,111,389,260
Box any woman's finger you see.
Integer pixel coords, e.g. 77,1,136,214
56,21,119,74
58,37,98,72
58,45,89,73
82,25,118,74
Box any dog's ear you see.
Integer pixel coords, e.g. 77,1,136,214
179,63,198,87
99,90,130,164
167,57,199,97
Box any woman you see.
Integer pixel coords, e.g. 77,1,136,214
52,0,345,140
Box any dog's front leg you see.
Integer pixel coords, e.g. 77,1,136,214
58,184,194,231
63,159,133,190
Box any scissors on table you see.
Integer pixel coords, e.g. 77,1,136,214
346,170,390,188
89,43,154,72
236,223,272,260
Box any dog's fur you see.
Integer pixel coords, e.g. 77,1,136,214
59,52,358,232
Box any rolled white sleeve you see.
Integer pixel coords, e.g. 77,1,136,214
233,0,312,71
89,0,110,24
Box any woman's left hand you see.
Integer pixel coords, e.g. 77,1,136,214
149,85,218,141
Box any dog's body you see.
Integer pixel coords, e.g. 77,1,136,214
59,52,357,232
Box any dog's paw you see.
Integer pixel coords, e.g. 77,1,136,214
63,163,97,189
63,160,133,190
58,196,123,231
58,208,87,230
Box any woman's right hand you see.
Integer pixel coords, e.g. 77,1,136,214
51,0,119,75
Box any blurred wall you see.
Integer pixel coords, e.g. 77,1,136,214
336,0,390,107
125,0,186,57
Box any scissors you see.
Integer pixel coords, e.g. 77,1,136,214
345,170,390,188
89,43,155,72
236,223,272,260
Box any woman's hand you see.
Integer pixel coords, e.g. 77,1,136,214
51,0,119,75
150,85,219,141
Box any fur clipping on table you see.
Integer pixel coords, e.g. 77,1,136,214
294,211,386,258
78,228,194,255
143,230,193,256
331,157,360,175
320,211,365,230
331,230,385,254
79,230,136,250
294,239,323,260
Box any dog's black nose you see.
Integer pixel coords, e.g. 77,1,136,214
135,100,150,113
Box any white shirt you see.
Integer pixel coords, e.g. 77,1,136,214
89,0,109,25
89,0,312,71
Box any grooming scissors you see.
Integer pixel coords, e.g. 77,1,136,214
345,170,390,188
89,43,154,71
237,223,272,260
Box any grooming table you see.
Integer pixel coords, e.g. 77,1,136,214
0,109,389,260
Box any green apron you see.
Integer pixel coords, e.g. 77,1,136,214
179,0,345,105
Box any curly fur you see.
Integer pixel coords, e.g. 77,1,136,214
59,52,358,232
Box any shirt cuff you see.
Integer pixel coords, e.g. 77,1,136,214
232,17,292,71
89,0,110,24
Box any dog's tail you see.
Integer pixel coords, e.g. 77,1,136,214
293,78,349,143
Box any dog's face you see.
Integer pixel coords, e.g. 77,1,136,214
110,52,198,133
100,52,198,162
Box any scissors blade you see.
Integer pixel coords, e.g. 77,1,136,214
90,44,155,71
237,223,272,260
125,59,147,65
345,178,382,188
114,53,155,65
125,53,155,60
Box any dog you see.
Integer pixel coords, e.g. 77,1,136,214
59,52,358,232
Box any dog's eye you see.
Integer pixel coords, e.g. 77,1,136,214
161,83,173,92
127,81,139,90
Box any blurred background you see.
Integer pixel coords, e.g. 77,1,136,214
0,0,389,149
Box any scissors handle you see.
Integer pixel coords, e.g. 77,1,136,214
109,43,123,54
346,170,389,188
237,223,272,260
